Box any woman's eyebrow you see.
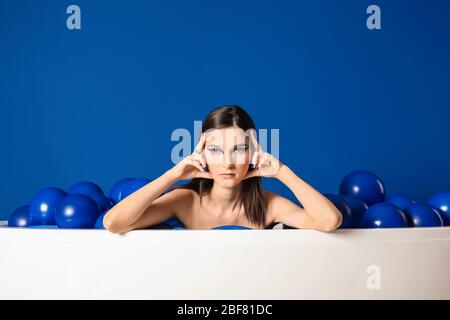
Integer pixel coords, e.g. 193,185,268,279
206,144,248,149
233,143,249,149
206,144,222,149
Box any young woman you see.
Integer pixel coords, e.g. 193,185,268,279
104,105,342,232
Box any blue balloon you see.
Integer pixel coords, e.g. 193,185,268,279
404,203,444,227
94,211,108,229
386,194,416,211
121,178,152,200
28,225,59,229
212,225,252,230
8,205,33,227
324,193,353,228
109,178,135,204
164,218,184,229
360,202,408,228
68,181,104,196
87,193,114,212
428,191,450,226
339,170,385,206
55,194,100,229
148,222,175,229
29,187,68,225
340,195,369,227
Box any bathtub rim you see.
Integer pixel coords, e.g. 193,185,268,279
1,220,449,245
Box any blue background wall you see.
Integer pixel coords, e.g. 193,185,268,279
1,0,449,219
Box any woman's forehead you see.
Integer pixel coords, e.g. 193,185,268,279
205,128,249,145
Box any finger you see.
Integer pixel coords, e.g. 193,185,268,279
201,151,207,168
194,157,205,169
199,150,207,168
192,152,206,168
183,155,196,166
194,133,207,154
187,158,206,172
270,156,281,169
178,155,191,166
249,129,260,151
256,153,270,170
250,150,259,169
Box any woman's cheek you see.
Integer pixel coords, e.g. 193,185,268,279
205,152,223,165
235,152,248,166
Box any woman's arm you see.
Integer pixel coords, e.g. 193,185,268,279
269,165,342,232
104,133,212,233
245,130,342,231
103,170,181,234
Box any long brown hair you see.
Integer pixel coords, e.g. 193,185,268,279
176,105,266,227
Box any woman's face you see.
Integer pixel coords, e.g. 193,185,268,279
204,127,252,188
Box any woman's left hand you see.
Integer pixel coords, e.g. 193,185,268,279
244,130,283,179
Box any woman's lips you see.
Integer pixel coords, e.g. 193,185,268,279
218,173,235,179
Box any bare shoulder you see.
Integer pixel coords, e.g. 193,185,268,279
163,188,196,203
264,190,282,205
263,190,280,223
163,188,197,218
263,190,304,223
264,190,299,205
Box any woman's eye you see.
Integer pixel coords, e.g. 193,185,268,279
209,148,223,154
235,148,246,153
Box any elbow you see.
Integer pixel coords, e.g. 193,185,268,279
319,210,342,232
103,213,126,234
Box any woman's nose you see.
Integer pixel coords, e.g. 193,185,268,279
223,152,235,165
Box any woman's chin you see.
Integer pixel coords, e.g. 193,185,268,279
213,177,241,188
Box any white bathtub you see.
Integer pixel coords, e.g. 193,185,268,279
0,221,449,299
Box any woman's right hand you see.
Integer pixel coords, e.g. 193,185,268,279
169,133,213,181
